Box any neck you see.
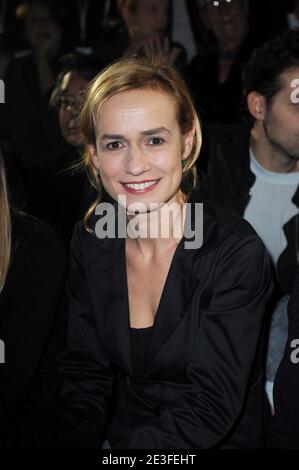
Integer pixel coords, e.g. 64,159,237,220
250,126,299,174
126,195,187,259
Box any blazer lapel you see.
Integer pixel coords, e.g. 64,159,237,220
93,236,134,376
145,239,200,376
145,198,223,376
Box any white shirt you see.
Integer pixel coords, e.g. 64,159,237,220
244,150,299,266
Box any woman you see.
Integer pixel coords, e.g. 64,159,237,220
59,57,273,449
188,0,253,124
0,148,67,447
0,0,65,166
96,0,186,69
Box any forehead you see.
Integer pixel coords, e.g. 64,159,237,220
61,70,88,93
97,88,178,130
26,3,54,20
138,0,168,11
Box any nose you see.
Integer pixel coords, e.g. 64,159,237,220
125,144,150,176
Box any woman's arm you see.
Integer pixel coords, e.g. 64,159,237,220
58,223,114,449
114,234,273,449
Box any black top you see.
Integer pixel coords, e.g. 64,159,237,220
271,268,299,448
129,327,153,380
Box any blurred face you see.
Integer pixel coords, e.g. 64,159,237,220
204,0,248,49
24,3,61,50
59,70,88,148
262,67,299,161
123,0,169,38
89,88,194,212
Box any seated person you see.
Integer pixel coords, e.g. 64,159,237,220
0,0,66,166
188,0,254,124
22,53,102,247
58,56,273,449
96,0,186,69
199,30,299,411
0,147,67,448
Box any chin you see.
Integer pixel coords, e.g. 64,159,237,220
66,136,81,148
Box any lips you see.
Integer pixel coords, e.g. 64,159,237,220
121,179,160,194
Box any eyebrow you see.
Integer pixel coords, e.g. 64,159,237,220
100,127,171,141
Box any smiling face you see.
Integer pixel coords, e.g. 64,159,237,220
89,88,194,212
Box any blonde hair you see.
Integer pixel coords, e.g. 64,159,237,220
0,150,11,293
80,56,202,228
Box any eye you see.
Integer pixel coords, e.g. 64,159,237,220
106,141,123,150
60,97,73,109
148,137,165,146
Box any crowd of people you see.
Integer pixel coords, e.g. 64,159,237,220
0,0,299,449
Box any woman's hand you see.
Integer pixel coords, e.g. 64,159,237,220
128,34,182,64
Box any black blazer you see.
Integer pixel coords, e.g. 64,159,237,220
0,212,67,447
59,199,273,449
271,268,299,448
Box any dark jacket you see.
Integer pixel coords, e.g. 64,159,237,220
59,198,273,449
19,147,96,248
199,125,299,295
271,268,299,448
0,212,67,447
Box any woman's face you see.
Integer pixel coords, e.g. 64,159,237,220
58,70,88,148
204,0,248,49
24,3,61,51
124,0,169,38
89,88,194,212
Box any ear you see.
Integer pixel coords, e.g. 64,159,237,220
182,123,196,162
88,144,101,171
247,92,266,122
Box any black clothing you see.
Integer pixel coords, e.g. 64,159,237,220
59,198,273,449
271,268,299,448
130,327,154,381
187,36,256,125
199,125,299,295
0,53,65,166
20,146,96,247
0,212,67,447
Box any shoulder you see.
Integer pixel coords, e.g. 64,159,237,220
208,199,267,251
205,200,257,239
187,197,268,265
12,211,66,262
